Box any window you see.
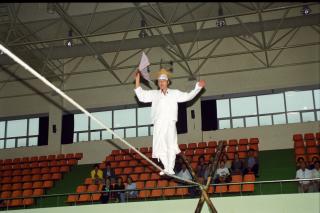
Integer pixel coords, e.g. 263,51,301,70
285,91,314,112
73,106,153,143
302,112,315,122
28,137,38,147
28,118,39,135
216,88,319,130
0,139,4,149
259,115,272,126
74,114,89,131
273,114,286,125
7,119,27,138
114,109,136,128
6,139,15,149
0,121,4,138
231,97,257,116
217,99,230,118
258,93,285,114
314,89,320,109
90,111,112,130
0,117,40,149
232,118,244,128
102,131,112,140
245,117,258,127
138,127,149,137
126,128,137,138
287,112,300,123
138,107,151,125
17,138,27,148
114,129,124,139
219,119,230,129
90,131,101,141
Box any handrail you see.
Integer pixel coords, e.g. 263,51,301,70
1,178,319,201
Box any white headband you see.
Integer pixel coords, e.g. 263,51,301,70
158,74,168,80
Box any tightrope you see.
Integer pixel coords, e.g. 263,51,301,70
0,44,202,187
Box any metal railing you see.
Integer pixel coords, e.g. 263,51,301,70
0,178,319,210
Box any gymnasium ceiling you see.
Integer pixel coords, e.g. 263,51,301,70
0,2,319,92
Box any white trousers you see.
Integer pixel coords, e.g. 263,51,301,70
152,119,180,172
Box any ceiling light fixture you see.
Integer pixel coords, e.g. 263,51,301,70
216,3,226,28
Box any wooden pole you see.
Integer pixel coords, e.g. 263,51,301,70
194,141,226,213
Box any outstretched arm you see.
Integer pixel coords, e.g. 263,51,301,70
176,80,206,103
134,71,154,103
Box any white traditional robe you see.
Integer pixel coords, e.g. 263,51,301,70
134,82,202,172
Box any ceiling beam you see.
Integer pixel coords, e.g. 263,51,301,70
0,13,319,65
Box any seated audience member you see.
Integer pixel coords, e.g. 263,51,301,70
177,163,197,197
103,162,116,181
114,177,126,202
214,160,231,184
296,157,306,169
222,154,232,170
101,178,113,204
231,153,244,175
243,149,259,177
196,155,207,179
91,164,104,184
312,160,320,192
308,156,320,170
174,155,184,174
296,161,313,193
209,155,215,164
125,176,138,198
177,163,192,180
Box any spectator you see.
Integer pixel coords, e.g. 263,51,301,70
231,153,244,175
103,162,116,181
308,156,320,170
243,149,259,177
209,155,215,164
214,160,231,184
125,176,138,199
101,178,113,204
177,163,192,180
177,163,197,197
296,161,313,193
204,163,213,183
91,164,104,184
312,160,320,192
296,157,306,169
196,155,207,179
222,154,232,170
174,155,184,174
114,177,125,202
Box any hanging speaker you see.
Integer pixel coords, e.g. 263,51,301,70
52,125,56,133
191,110,195,119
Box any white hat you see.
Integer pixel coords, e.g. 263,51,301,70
158,74,168,80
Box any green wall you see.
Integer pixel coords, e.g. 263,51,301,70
7,193,320,213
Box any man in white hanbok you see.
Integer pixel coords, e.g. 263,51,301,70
134,68,206,175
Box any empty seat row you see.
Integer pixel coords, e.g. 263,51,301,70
109,139,259,157
1,180,54,191
0,173,62,185
0,153,83,165
293,133,320,142
0,188,45,207
0,166,70,177
0,159,77,171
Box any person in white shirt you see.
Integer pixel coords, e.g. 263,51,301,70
134,68,205,175
296,161,313,193
125,177,138,198
177,163,192,180
214,160,231,183
312,160,320,192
